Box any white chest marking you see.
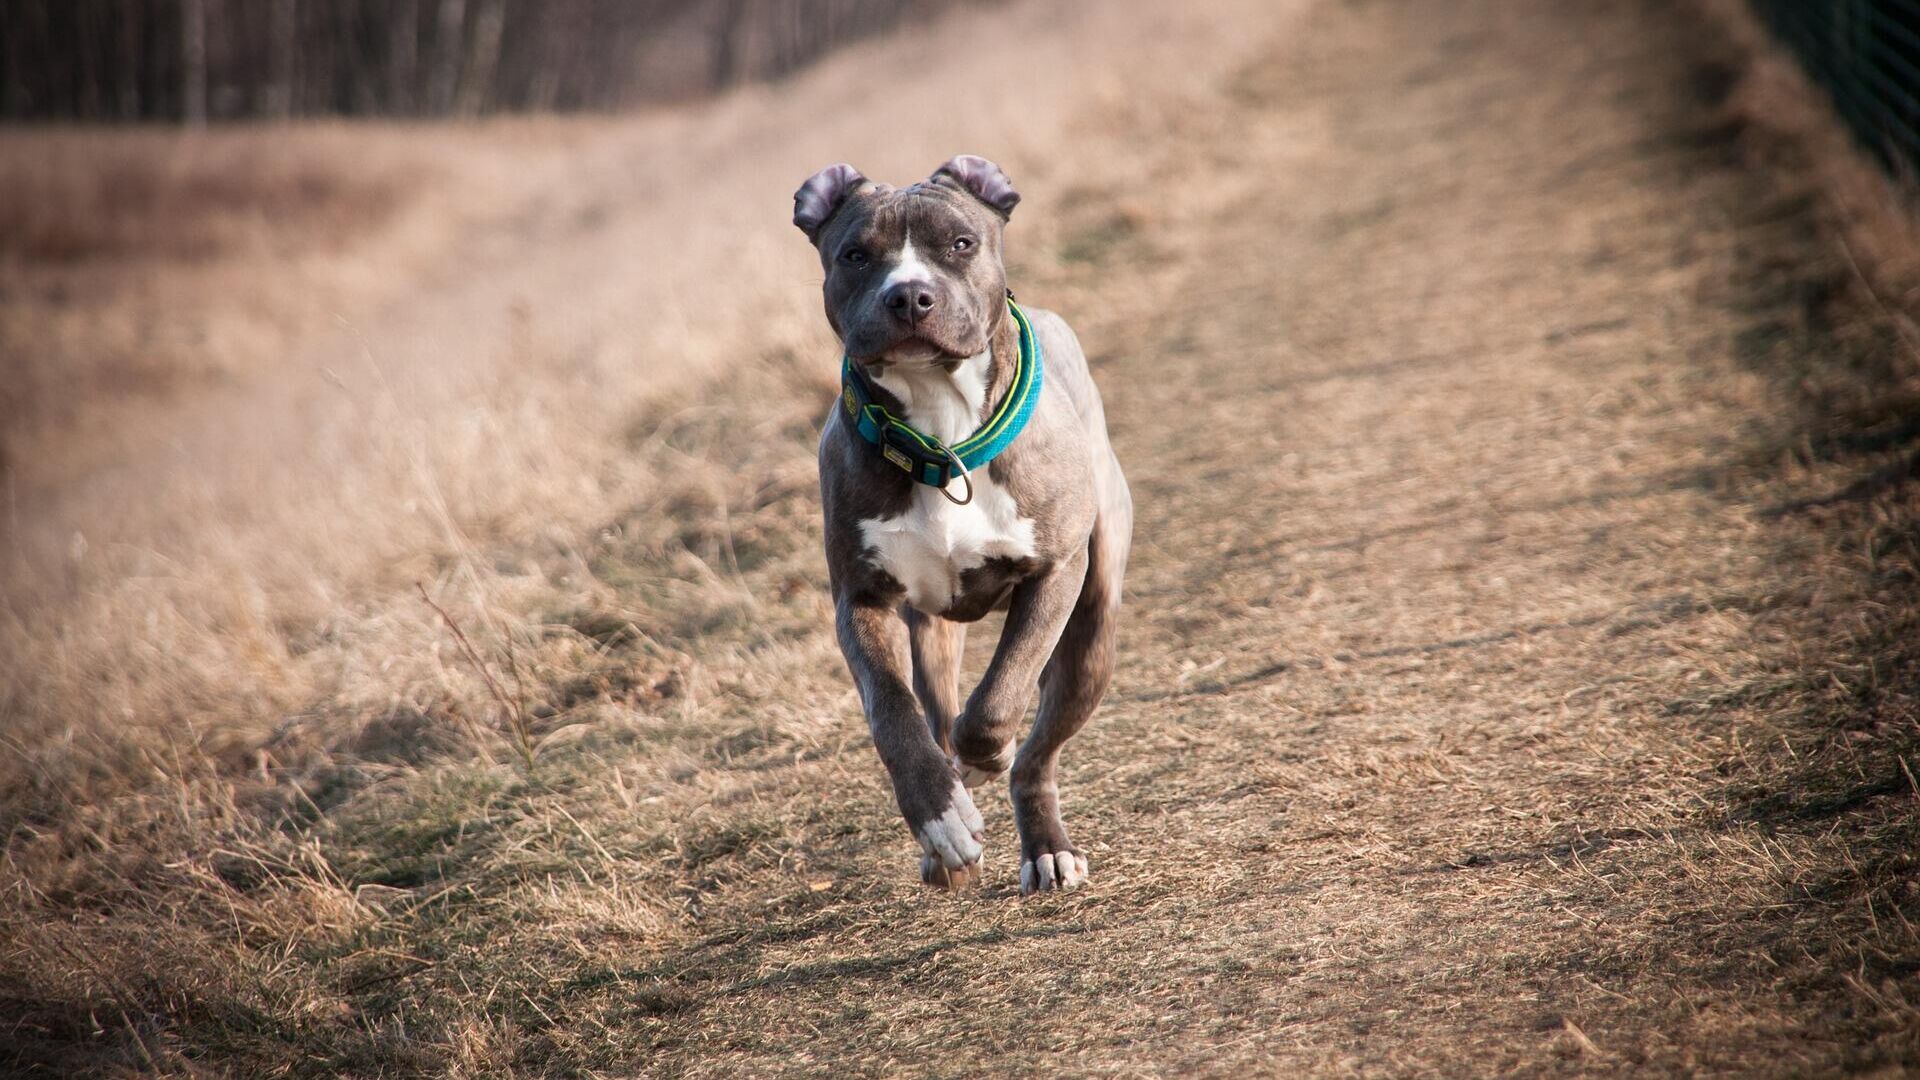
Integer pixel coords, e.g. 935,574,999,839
858,352,1036,613
859,471,1037,613
871,347,988,445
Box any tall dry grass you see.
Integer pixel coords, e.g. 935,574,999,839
0,0,1292,1070
1,0,1283,786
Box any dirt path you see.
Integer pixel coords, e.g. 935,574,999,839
573,1,1918,1073
9,0,1918,1075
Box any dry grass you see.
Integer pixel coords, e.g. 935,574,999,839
0,0,1271,788
0,131,409,265
4,0,1920,1075
0,118,618,511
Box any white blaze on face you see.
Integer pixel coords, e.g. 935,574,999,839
874,237,949,367
880,237,933,292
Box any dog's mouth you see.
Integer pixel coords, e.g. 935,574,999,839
850,331,972,369
876,337,952,365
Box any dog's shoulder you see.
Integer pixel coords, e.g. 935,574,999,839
1020,305,1083,365
818,405,911,522
1020,306,1111,433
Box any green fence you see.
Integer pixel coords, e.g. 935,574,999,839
1749,1,1920,171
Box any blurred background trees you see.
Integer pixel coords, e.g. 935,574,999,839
0,0,970,123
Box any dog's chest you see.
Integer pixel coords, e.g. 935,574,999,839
859,474,1037,616
854,358,1040,615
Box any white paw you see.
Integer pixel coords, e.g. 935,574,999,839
1020,849,1088,895
914,782,985,886
954,740,1016,789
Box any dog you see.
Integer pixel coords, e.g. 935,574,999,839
793,155,1132,894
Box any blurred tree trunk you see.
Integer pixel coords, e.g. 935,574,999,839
266,0,295,118
346,0,380,115
117,0,143,119
709,0,749,91
428,0,465,115
75,1,103,119
457,0,503,117
389,0,419,114
181,0,207,125
1,6,23,118
1,0,961,122
775,0,800,76
523,0,578,112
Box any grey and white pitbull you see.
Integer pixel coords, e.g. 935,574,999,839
793,155,1132,894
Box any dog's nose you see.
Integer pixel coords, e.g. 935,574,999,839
883,281,937,321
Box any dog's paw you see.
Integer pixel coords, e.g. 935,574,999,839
954,740,1016,789
1019,847,1088,896
913,782,985,889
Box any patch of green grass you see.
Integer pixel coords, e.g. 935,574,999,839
329,768,517,889
1059,212,1140,265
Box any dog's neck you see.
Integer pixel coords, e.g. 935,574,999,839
867,315,1019,447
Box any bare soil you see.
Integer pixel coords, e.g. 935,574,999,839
5,0,1919,1076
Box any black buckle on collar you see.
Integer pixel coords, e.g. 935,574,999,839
847,364,951,487
875,422,953,488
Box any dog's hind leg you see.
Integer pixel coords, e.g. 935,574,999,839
1013,496,1130,895
906,608,966,756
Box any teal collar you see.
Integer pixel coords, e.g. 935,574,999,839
840,298,1043,504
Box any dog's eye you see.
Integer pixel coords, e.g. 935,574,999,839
841,247,869,266
951,237,974,253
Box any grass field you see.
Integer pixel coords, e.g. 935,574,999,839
4,0,1919,1075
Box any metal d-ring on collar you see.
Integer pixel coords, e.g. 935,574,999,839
937,444,975,506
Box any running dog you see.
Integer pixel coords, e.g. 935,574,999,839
793,155,1132,894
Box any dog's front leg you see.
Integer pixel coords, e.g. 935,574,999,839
949,548,1090,787
835,595,985,887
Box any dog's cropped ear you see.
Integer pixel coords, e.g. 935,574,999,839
793,163,866,241
930,154,1020,218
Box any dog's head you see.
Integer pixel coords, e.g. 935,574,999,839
793,155,1020,367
